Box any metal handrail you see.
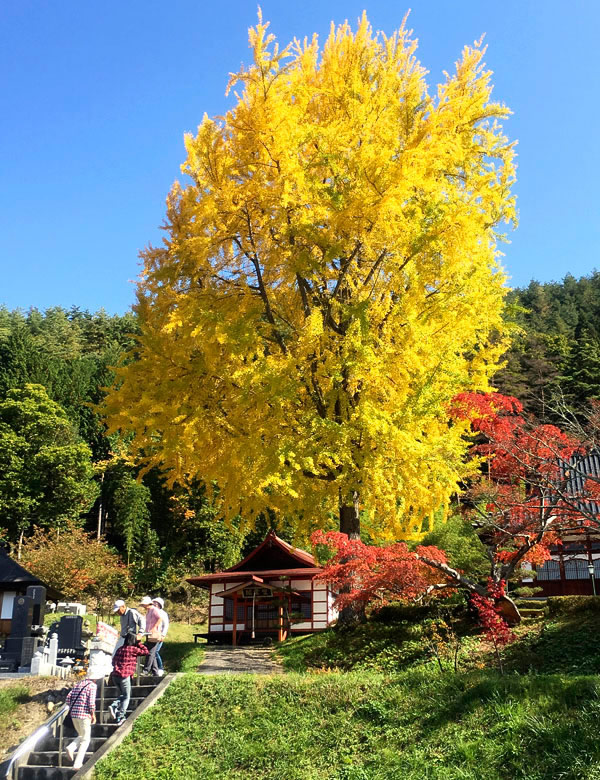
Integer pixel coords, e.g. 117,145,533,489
5,703,69,780
4,676,111,779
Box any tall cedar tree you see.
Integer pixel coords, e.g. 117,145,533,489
105,14,516,541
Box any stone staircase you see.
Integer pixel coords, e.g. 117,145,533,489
6,676,163,780
517,598,548,620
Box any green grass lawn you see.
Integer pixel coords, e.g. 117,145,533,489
0,684,29,727
94,670,600,780
160,622,206,673
277,598,600,677
94,599,600,779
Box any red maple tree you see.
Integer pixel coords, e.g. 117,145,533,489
311,529,448,614
449,392,591,585
315,391,597,623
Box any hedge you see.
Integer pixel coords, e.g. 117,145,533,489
547,595,600,616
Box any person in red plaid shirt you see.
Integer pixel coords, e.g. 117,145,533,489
109,631,149,724
64,667,104,769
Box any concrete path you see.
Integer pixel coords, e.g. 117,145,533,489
197,645,283,675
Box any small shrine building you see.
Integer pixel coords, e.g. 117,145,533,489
0,547,57,636
187,530,337,644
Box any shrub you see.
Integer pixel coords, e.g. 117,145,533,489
547,596,600,616
371,601,466,624
513,585,544,598
21,522,129,603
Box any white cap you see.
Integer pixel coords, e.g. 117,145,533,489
152,597,164,609
87,664,107,680
139,596,153,606
112,599,125,613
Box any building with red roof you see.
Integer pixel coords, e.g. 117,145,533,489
187,530,337,644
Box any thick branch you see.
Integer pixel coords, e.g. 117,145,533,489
416,554,487,596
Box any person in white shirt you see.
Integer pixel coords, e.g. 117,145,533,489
152,597,169,675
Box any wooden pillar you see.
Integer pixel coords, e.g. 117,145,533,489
558,552,566,596
232,594,238,647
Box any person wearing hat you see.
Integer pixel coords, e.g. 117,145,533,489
112,600,145,655
139,596,163,677
151,597,169,675
64,663,105,769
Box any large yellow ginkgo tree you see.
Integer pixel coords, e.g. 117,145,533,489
105,13,516,542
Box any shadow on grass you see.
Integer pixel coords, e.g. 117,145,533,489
504,612,600,675
402,670,600,733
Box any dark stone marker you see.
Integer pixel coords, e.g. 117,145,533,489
56,615,83,655
20,636,38,667
10,595,33,638
26,585,46,626
0,595,34,669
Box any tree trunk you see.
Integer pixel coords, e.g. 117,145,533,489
17,529,24,561
338,490,363,625
496,595,521,626
339,491,361,539
97,471,105,541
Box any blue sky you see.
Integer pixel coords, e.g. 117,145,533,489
1,0,599,314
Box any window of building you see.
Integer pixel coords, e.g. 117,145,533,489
537,560,561,581
564,559,589,580
224,600,246,621
291,596,312,620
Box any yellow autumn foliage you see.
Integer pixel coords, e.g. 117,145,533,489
104,13,516,541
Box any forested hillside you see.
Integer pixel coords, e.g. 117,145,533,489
496,272,600,419
0,306,250,599
0,271,598,597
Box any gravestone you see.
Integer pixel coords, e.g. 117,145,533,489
19,636,40,669
0,595,34,670
10,595,33,638
56,615,84,657
26,585,46,626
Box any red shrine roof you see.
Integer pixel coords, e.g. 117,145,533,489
187,530,322,588
228,529,317,570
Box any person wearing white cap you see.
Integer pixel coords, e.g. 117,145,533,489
64,664,105,769
140,596,163,677
112,600,145,655
152,597,169,675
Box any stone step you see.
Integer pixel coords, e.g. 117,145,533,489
520,608,546,617
36,737,105,754
99,684,156,698
90,722,122,739
18,766,76,779
96,696,145,714
16,677,164,780
28,751,93,767
516,598,548,606
46,722,122,742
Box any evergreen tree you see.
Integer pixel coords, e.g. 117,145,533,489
565,328,600,404
0,384,98,555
